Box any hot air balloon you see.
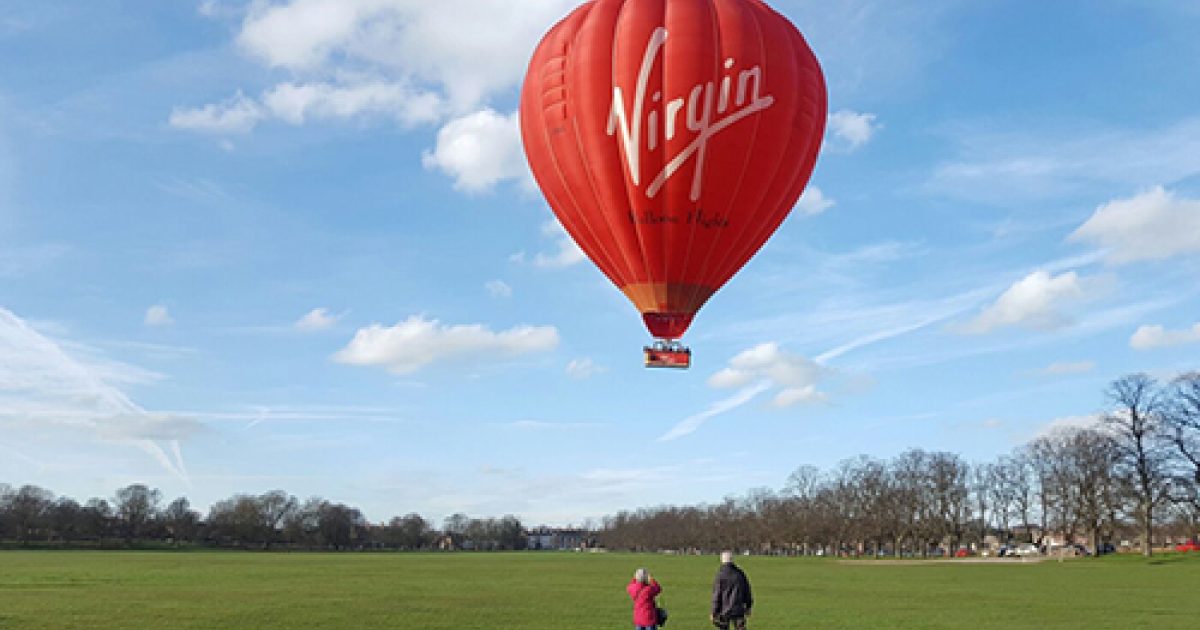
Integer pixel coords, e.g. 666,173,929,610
520,0,826,369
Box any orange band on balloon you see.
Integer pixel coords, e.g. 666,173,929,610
619,282,715,314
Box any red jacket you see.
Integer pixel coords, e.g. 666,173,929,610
627,579,661,627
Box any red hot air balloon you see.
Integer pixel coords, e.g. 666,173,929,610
520,0,826,368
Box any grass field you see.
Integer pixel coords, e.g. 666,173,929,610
1,551,1199,629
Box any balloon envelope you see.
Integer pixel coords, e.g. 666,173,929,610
520,0,826,340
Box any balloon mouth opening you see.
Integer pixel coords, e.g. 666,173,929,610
643,312,694,340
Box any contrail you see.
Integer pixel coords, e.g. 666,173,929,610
658,381,770,442
0,306,191,482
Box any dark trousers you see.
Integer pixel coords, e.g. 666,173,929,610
713,615,747,630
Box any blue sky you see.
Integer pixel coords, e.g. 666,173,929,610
3,0,1200,526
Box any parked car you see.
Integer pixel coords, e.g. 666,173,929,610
1049,543,1089,556
1176,540,1200,553
1097,542,1116,555
1013,543,1040,557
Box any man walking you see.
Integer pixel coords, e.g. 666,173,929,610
711,551,753,629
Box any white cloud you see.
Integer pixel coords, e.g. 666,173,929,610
169,91,264,134
565,358,605,380
827,110,881,150
773,385,826,407
144,304,174,327
513,220,586,269
1035,361,1096,376
333,315,559,374
236,0,366,71
198,1,220,17
235,0,576,110
171,81,442,135
534,239,586,269
795,186,835,216
708,342,829,408
958,270,1088,334
485,280,512,298
170,0,583,194
1069,186,1200,264
504,420,605,431
0,307,195,478
262,80,442,126
97,413,206,442
1130,322,1200,350
422,108,527,192
532,219,585,268
174,0,578,135
295,307,340,331
1033,414,1103,440
926,118,1200,204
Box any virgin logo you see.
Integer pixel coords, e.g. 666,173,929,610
607,27,775,202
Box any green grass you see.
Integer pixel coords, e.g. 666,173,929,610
1,551,1198,629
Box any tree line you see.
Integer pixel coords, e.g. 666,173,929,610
0,484,527,551
600,373,1200,557
4,372,1198,556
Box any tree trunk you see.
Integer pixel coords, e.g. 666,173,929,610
1142,503,1153,557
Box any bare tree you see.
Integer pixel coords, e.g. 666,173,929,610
208,496,260,545
927,452,971,554
970,463,993,545
316,502,366,550
257,490,298,548
442,512,470,548
781,466,821,553
80,499,114,543
892,449,933,556
282,498,323,548
1067,429,1121,554
1165,373,1200,482
987,456,1018,540
161,497,200,545
49,498,83,542
3,485,55,544
1103,373,1173,556
1008,452,1039,543
114,484,161,544
852,458,896,556
1164,372,1200,541
1029,434,1079,548
386,513,433,549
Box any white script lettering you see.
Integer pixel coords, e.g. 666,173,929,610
607,28,775,201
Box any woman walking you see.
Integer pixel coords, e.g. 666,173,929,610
626,568,662,630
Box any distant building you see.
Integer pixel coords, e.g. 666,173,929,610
526,527,588,551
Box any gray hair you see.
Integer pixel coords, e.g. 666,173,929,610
634,568,649,584
720,551,734,564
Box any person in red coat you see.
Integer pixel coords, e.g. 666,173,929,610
626,568,662,630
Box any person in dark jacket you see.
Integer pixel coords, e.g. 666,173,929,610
711,551,752,629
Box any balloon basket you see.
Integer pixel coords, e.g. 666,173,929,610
644,340,691,369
